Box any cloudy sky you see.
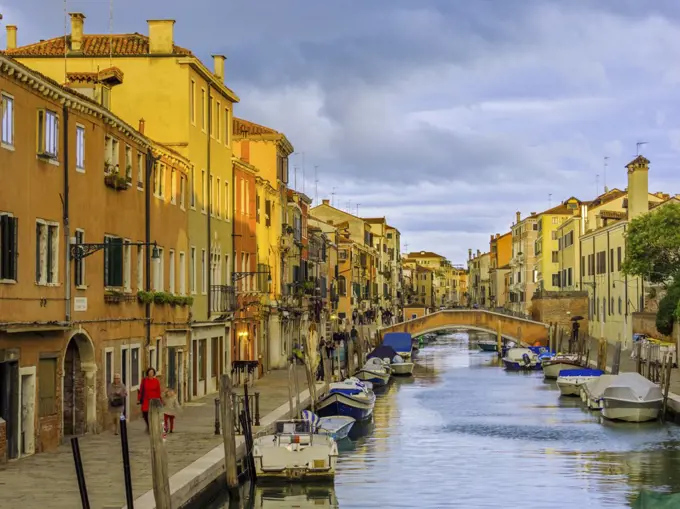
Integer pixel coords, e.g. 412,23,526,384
3,1,680,264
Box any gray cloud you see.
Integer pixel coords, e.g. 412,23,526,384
5,0,680,263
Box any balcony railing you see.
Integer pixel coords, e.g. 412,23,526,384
211,285,236,313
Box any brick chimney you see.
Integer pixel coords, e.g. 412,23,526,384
626,155,650,220
468,248,472,261
322,199,330,205
212,55,226,82
138,118,145,134
6,25,16,50
496,233,500,239
69,13,85,52
147,20,175,54
516,211,521,223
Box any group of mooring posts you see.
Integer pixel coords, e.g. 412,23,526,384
70,409,144,509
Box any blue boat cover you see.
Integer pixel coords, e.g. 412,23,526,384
382,332,412,353
367,345,399,360
329,386,362,396
558,369,604,377
529,346,553,355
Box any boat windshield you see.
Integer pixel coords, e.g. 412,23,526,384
276,421,312,434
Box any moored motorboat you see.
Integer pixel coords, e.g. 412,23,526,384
389,355,414,376
252,419,338,481
382,332,413,360
502,347,541,371
316,378,376,421
478,340,498,352
542,354,581,379
580,374,619,410
355,358,391,388
600,372,663,423
302,410,355,442
556,368,604,396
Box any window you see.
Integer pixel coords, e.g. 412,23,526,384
180,175,186,209
596,251,606,274
245,183,250,218
111,138,119,171
137,153,144,189
216,178,221,217
35,221,59,285
212,337,219,377
38,358,57,417
104,235,123,287
338,276,347,295
567,268,573,287
224,182,230,220
155,163,166,199
131,346,141,388
154,247,164,291
125,146,132,183
201,249,207,294
171,168,177,204
190,247,197,294
198,339,206,380
551,251,558,263
37,109,59,158
179,252,186,295
123,239,132,291
618,296,623,315
74,229,85,287
190,80,196,125
0,213,19,281
1,93,14,146
202,170,207,212
224,108,229,145
76,125,85,171
155,338,162,374
216,101,221,142
169,249,176,294
256,194,261,223
610,249,614,273
240,178,245,214
617,246,622,272
209,95,214,137
210,175,215,215
201,89,206,131
104,349,114,385
265,199,271,227
137,245,144,290
190,166,196,208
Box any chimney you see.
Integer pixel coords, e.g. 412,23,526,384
626,156,650,220
212,55,226,82
490,234,494,242
6,25,16,50
322,199,330,206
69,13,85,52
476,249,481,257
138,118,145,134
516,211,521,223
147,20,175,54
468,248,472,261
496,233,500,239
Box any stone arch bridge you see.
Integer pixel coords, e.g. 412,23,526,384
380,310,550,346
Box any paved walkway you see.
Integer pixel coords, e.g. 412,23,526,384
0,366,312,509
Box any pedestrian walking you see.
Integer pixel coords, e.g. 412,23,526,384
163,388,182,433
107,373,127,435
138,367,162,433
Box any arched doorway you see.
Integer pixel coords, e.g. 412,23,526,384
62,333,96,437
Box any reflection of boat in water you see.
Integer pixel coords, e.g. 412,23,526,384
251,483,339,508
632,489,680,508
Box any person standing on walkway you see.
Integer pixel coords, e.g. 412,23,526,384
162,388,182,433
138,367,162,433
107,373,127,435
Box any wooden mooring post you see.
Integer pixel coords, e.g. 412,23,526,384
287,362,297,418
302,334,317,413
149,398,171,509
219,374,239,498
347,338,356,376
662,353,673,422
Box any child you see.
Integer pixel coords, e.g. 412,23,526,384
163,388,182,433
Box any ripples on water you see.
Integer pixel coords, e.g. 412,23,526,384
208,332,680,509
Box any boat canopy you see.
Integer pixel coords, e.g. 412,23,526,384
382,332,412,353
558,369,604,377
602,372,663,402
367,345,399,360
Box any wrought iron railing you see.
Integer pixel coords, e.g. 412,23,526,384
211,285,236,313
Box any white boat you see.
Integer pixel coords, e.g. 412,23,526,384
302,409,355,441
600,372,664,423
581,374,619,410
556,369,604,396
542,355,581,379
390,355,414,376
502,348,540,371
355,358,391,388
252,419,338,481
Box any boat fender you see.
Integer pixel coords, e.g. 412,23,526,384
522,353,531,366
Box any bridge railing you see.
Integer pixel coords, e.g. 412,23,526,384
487,306,532,321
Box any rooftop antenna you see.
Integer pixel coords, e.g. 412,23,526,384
636,141,648,156
404,242,409,254
63,0,67,82
293,166,298,191
348,199,351,213
548,193,552,208
603,156,609,192
356,203,360,216
314,166,319,205
331,187,336,207
595,174,599,198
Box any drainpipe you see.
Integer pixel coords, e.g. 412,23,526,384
207,83,212,320
145,147,155,353
63,104,71,322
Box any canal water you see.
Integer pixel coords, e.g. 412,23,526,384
207,331,680,508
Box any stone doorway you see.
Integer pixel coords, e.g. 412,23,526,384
62,333,96,437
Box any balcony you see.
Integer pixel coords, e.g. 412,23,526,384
211,285,236,313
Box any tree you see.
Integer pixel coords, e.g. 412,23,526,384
622,202,680,285
657,280,680,336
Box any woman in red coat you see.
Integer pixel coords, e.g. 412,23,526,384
138,367,163,432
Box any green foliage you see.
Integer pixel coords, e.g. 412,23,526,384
137,291,193,307
623,202,680,285
656,280,680,336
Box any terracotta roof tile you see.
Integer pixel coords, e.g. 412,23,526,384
233,117,280,137
5,34,192,57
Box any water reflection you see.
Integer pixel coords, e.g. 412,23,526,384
207,332,680,509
